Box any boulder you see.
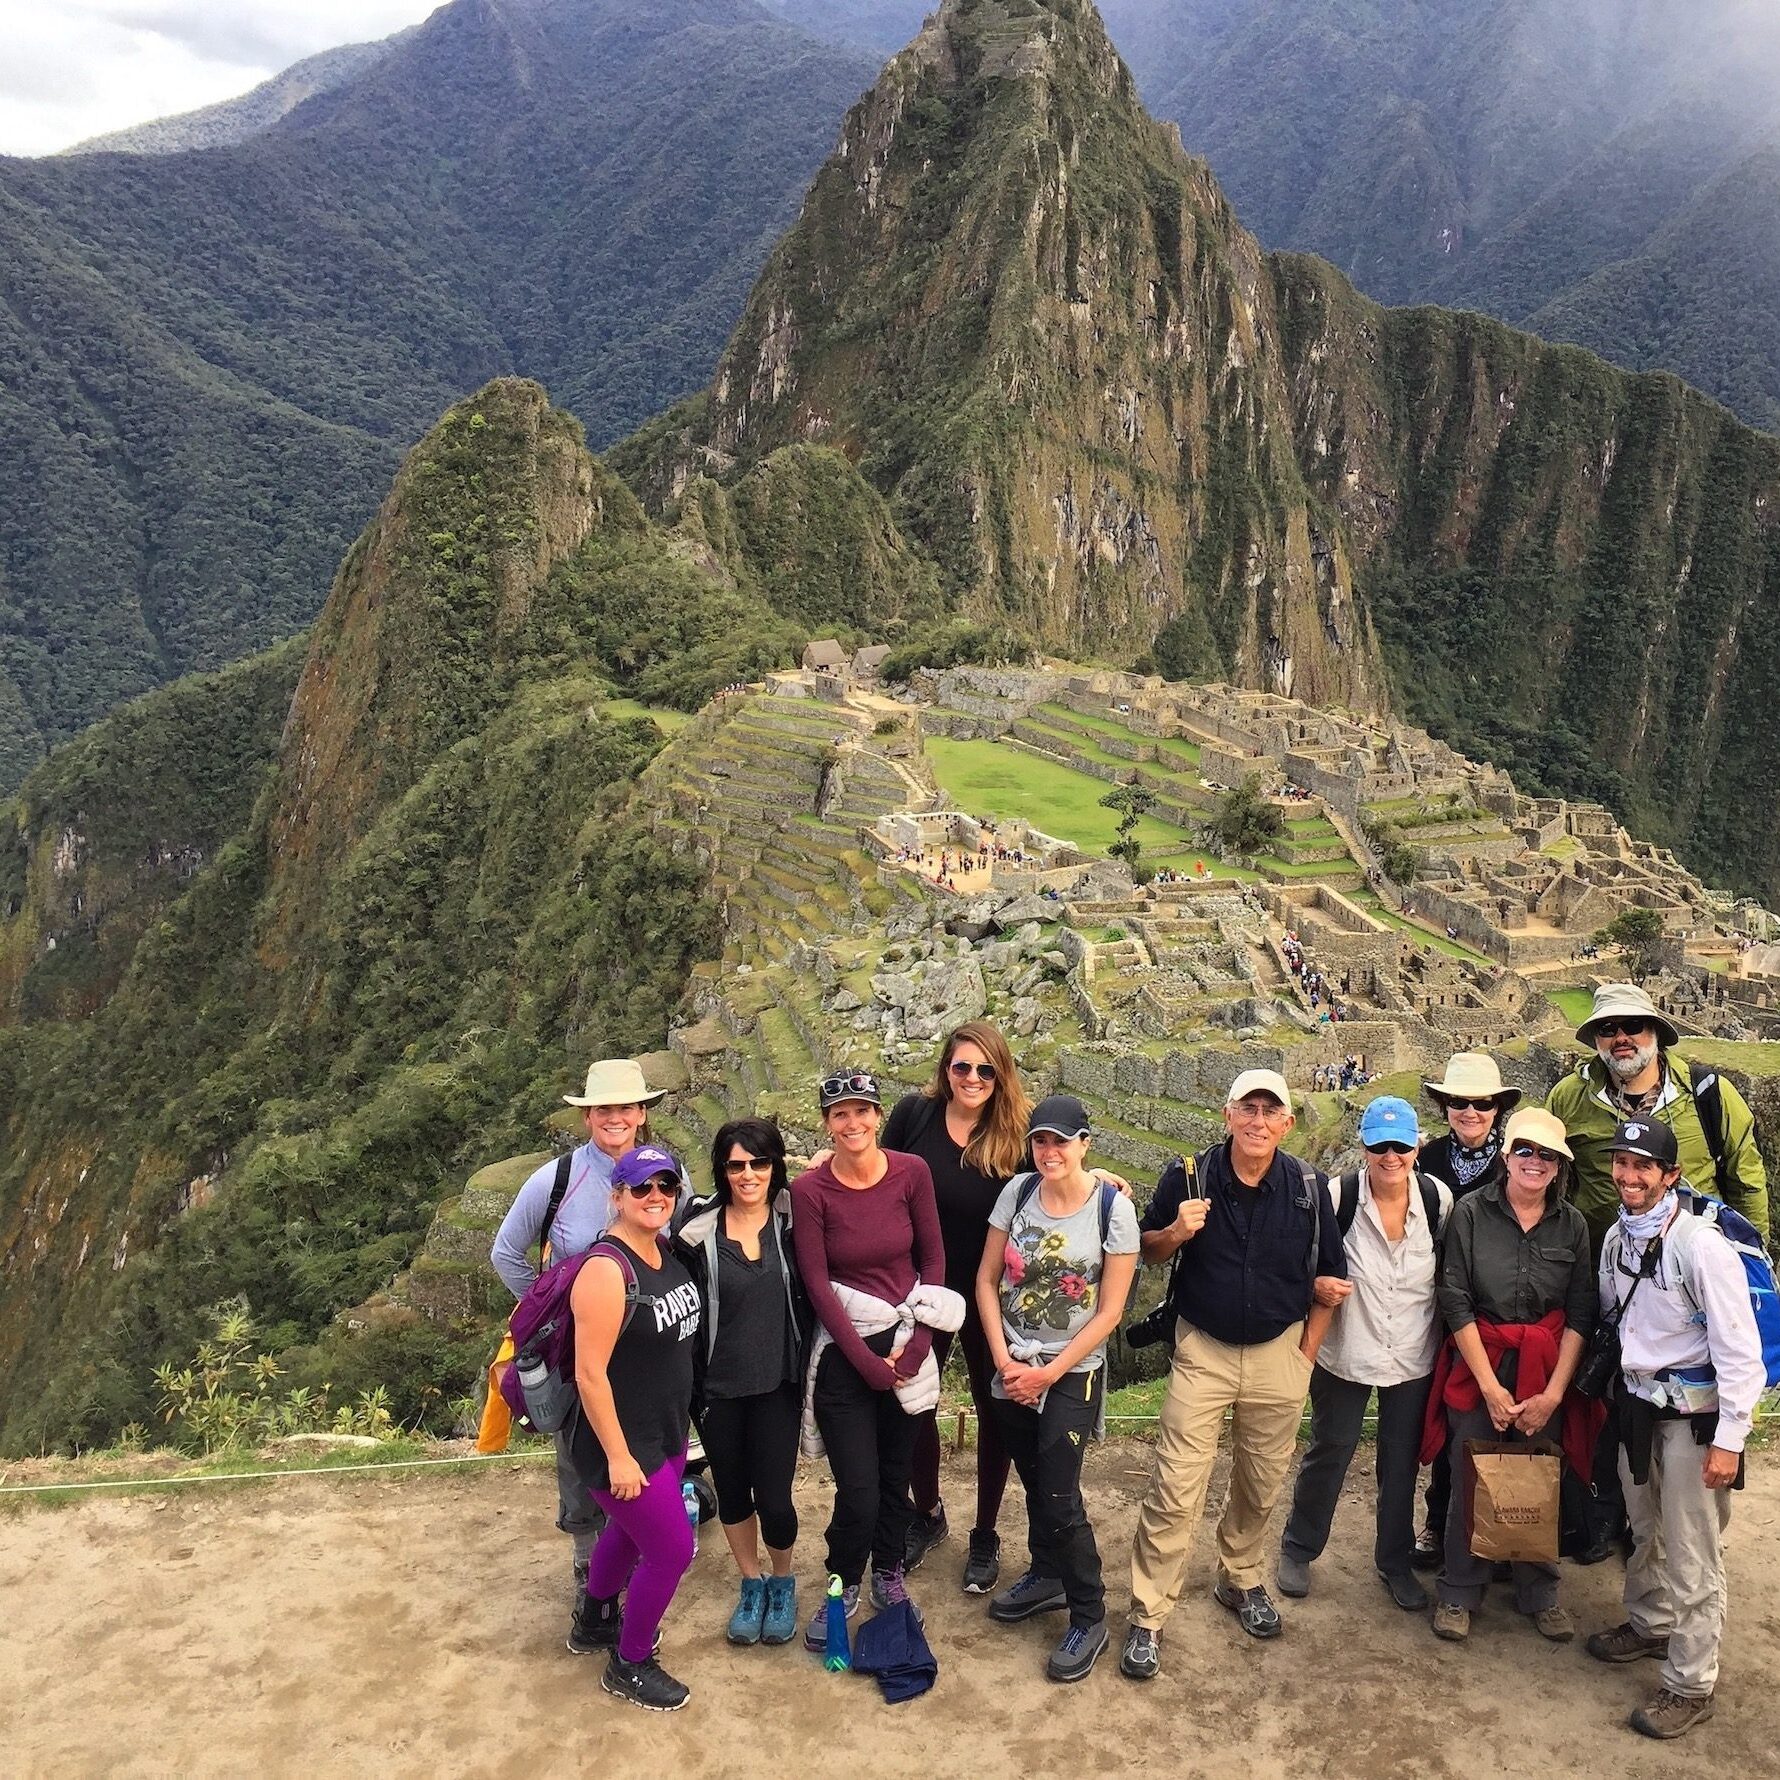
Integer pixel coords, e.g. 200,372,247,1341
993,894,1053,930
830,989,863,1013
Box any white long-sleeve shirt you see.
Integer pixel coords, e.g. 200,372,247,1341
1600,1209,1766,1453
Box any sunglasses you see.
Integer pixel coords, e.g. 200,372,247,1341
820,1072,880,1102
724,1156,773,1176
1594,1020,1653,1040
622,1175,677,1198
1442,1097,1500,1112
1365,1142,1415,1156
1509,1142,1563,1165
948,1060,997,1082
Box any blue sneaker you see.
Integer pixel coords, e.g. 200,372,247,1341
988,1570,1067,1623
1047,1619,1109,1683
761,1574,798,1646
727,1576,767,1645
803,1577,859,1651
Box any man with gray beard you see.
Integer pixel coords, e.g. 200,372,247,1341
1546,982,1767,1560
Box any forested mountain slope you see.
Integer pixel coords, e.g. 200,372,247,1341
0,0,876,791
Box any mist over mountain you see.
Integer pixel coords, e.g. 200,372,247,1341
0,0,875,791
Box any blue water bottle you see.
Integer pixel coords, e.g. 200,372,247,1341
682,1478,699,1554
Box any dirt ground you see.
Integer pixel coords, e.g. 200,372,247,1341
4,1440,1777,1780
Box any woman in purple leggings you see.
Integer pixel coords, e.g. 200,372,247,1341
568,1143,703,1711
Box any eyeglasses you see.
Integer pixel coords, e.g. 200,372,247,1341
724,1156,773,1176
1229,1099,1290,1122
1594,1020,1653,1040
1365,1142,1415,1156
948,1060,997,1082
623,1176,676,1198
820,1072,880,1102
1509,1142,1563,1165
1443,1097,1499,1112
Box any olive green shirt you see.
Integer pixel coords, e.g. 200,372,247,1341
1437,1179,1596,1341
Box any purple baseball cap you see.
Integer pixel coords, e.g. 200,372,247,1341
611,1144,681,1191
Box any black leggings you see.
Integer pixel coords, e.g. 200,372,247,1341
813,1330,919,1585
698,1381,801,1552
911,1303,1010,1534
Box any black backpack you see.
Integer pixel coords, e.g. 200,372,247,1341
1687,1060,1734,1197
1335,1169,1448,1241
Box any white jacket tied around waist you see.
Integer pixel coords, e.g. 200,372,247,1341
800,1281,967,1461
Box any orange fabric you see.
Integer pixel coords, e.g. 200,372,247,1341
476,1334,515,1454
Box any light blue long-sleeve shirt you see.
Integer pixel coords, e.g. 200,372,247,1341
489,1140,694,1299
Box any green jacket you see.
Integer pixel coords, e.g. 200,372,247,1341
1546,1054,1768,1250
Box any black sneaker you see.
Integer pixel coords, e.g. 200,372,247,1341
601,1653,689,1712
1047,1619,1108,1683
567,1593,620,1655
1213,1580,1283,1639
989,1570,1068,1623
1120,1623,1161,1680
962,1529,1002,1595
904,1504,949,1574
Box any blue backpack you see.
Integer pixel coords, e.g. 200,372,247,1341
1673,1188,1780,1390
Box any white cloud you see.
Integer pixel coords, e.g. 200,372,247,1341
0,0,448,156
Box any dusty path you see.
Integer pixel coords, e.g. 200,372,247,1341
4,1442,1777,1779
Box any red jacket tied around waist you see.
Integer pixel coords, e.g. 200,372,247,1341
1419,1308,1606,1481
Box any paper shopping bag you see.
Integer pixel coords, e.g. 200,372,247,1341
1466,1440,1561,1564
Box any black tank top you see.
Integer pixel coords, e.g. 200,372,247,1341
571,1237,701,1491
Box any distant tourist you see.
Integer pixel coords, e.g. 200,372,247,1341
791,1071,950,1649
490,1059,683,1595
1412,1052,1520,1567
568,1144,702,1710
1121,1071,1346,1678
674,1119,808,1649
976,1096,1139,1681
1425,1109,1600,1646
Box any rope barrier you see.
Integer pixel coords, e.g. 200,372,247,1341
0,1449,551,1497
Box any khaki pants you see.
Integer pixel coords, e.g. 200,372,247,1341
1621,1419,1734,1697
1129,1319,1314,1625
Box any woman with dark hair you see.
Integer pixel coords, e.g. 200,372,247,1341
675,1117,808,1649
1411,1052,1521,1566
1425,1107,1600,1645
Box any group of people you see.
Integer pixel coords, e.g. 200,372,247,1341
490,983,1768,1738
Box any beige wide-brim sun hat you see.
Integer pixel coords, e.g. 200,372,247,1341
1501,1106,1574,1162
563,1057,666,1108
1575,981,1680,1050
1422,1051,1521,1108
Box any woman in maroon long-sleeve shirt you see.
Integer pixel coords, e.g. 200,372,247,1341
792,1070,945,1648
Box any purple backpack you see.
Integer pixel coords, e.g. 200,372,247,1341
499,1239,641,1432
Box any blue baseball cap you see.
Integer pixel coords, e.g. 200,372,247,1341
1359,1097,1419,1149
611,1144,682,1190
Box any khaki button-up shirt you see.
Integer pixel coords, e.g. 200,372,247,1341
1318,1168,1449,1386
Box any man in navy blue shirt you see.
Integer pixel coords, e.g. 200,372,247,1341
1121,1070,1348,1679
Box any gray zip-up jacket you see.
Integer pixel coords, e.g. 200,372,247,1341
673,1194,807,1374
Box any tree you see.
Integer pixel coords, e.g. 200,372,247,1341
1100,783,1158,870
1202,776,1285,858
1362,814,1420,887
1596,906,1667,981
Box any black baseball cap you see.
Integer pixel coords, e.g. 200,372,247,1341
1607,1118,1679,1168
1028,1094,1091,1140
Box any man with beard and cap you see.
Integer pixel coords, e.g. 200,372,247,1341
1547,983,1767,1562
1546,984,1767,1253
1585,1119,1764,1740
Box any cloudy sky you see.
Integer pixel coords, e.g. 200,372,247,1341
1,0,446,155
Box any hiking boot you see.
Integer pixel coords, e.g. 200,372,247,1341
1276,1552,1310,1598
1046,1619,1108,1683
1410,1526,1441,1572
961,1529,1002,1595
727,1576,767,1646
989,1570,1068,1623
1431,1602,1470,1642
1379,1571,1429,1612
904,1504,949,1574
1586,1621,1669,1665
1213,1580,1282,1639
1630,1688,1715,1740
1119,1624,1161,1680
870,1563,919,1614
760,1574,798,1646
803,1578,859,1651
601,1653,689,1713
1529,1606,1575,1643
567,1592,620,1655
